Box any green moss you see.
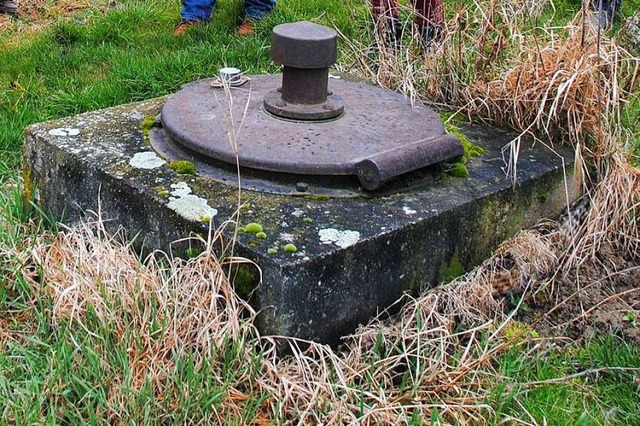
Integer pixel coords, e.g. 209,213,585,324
244,222,263,233
304,194,330,201
267,248,278,255
438,248,466,282
256,231,267,239
169,160,196,175
141,115,155,132
503,320,539,342
464,141,486,158
231,265,259,299
437,114,487,180
200,215,212,224
448,162,469,178
534,188,550,203
156,188,170,197
441,114,487,160
140,115,156,145
303,217,313,223
283,243,297,253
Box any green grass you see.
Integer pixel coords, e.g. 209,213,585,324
0,323,270,423
493,337,640,425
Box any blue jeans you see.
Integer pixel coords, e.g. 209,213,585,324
181,0,276,21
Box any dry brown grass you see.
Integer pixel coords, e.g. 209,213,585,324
14,216,261,421
5,202,619,424
340,0,639,176
7,214,531,423
340,0,640,263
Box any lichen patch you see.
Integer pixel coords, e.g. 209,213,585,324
129,151,165,169
403,206,417,215
318,228,360,248
279,232,295,242
48,127,80,137
167,182,218,222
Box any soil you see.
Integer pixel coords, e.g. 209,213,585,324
518,243,640,345
0,0,112,32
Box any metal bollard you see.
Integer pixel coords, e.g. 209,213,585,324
263,21,345,121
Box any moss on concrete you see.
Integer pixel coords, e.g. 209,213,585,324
169,160,196,175
245,223,263,233
438,248,466,282
438,115,486,179
283,243,298,253
140,115,156,145
231,264,259,299
155,187,171,197
22,164,35,213
441,113,487,160
448,162,469,178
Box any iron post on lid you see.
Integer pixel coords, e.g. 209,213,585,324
263,21,345,121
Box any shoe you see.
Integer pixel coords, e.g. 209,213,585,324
0,0,18,17
173,19,199,36
237,20,255,36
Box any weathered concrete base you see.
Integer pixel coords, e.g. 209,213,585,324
23,97,578,345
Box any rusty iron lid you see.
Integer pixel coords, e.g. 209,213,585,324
153,75,463,193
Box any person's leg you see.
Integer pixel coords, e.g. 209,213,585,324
0,0,18,17
591,0,622,28
237,0,275,35
412,0,443,43
180,0,216,21
371,0,402,49
244,0,276,20
371,0,399,21
174,0,215,35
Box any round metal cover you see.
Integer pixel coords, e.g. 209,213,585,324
159,75,461,188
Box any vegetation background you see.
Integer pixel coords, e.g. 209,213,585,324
1,0,639,424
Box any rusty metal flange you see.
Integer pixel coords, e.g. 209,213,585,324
153,75,463,194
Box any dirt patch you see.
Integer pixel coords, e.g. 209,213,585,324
0,0,112,33
518,243,640,345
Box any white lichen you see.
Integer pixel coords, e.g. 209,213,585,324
403,206,417,215
129,152,165,169
318,228,360,248
48,128,80,137
279,232,295,242
167,182,218,222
